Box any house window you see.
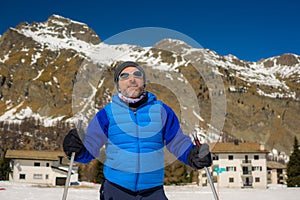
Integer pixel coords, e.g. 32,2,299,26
255,177,260,182
33,174,43,179
19,174,26,180
34,162,41,167
213,155,219,160
46,163,50,167
226,166,237,171
229,177,234,183
59,156,63,164
254,155,259,160
228,155,234,160
45,174,49,179
252,166,262,171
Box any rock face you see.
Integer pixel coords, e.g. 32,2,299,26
0,15,100,118
0,15,299,155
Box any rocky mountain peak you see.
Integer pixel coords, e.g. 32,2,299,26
258,53,300,68
14,14,101,45
275,54,299,66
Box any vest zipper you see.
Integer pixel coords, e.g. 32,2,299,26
133,110,140,191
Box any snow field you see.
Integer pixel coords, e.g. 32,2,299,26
0,181,300,200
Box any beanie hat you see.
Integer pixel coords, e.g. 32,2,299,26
114,61,146,85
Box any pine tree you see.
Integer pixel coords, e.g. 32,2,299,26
93,159,104,183
0,150,11,180
286,137,300,187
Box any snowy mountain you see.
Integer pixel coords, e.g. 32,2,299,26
0,15,299,154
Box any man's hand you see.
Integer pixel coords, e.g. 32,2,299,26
63,128,84,160
188,144,212,169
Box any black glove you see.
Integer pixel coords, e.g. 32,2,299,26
63,128,84,160
188,144,212,169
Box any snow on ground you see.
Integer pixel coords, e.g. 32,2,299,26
0,181,299,200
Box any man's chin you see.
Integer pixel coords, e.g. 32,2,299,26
125,90,142,98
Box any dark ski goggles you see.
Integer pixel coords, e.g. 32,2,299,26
119,71,143,80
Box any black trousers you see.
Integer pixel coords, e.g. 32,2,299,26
99,180,168,200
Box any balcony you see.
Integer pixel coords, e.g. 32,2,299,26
241,160,252,166
242,183,253,188
241,170,252,177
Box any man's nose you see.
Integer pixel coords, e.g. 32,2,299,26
128,75,136,81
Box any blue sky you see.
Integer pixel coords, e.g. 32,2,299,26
1,0,299,62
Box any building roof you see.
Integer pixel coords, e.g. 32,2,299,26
51,166,75,174
5,150,66,161
210,142,269,153
267,161,286,169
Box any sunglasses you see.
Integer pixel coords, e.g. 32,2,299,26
119,71,143,80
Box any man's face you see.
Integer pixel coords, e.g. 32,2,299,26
118,66,144,98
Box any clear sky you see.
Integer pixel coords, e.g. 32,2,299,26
1,0,299,62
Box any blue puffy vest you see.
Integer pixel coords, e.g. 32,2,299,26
103,93,165,192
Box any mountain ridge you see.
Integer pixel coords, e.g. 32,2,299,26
0,15,299,155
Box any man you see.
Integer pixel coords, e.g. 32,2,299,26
63,61,212,200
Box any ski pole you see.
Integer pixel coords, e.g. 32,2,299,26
62,151,75,200
193,133,219,200
62,119,84,200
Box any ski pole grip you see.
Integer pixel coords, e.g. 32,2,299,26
193,133,201,147
195,139,201,147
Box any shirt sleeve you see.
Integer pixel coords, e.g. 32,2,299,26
76,109,109,163
162,104,193,164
